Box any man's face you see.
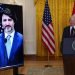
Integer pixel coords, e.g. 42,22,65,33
70,15,75,26
2,14,15,33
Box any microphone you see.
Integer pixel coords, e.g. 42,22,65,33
4,38,7,43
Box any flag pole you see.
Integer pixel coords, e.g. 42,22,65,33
45,51,52,67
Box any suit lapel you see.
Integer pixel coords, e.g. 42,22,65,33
67,26,71,37
69,27,71,37
9,32,20,59
0,33,8,64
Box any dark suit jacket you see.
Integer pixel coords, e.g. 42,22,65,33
61,26,71,53
61,26,75,54
62,26,72,38
0,32,24,69
61,27,75,75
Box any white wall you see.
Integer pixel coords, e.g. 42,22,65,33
0,0,36,55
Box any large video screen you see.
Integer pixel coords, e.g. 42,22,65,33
0,3,24,69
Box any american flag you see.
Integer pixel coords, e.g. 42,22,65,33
42,0,55,54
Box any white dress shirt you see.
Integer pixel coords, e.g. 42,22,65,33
70,26,75,35
5,30,15,58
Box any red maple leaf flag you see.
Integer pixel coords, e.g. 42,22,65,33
42,0,55,54
72,1,75,15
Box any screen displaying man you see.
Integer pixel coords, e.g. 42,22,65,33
0,6,24,69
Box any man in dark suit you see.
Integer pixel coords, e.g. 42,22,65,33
61,14,75,75
0,7,24,69
62,16,75,38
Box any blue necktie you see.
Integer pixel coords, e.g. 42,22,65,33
71,27,75,37
5,35,11,59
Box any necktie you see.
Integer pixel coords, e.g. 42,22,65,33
71,27,75,36
5,35,11,59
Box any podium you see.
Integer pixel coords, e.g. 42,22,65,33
62,38,75,75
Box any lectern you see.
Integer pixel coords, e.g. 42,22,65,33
62,38,75,75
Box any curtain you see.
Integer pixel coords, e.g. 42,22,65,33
34,0,74,56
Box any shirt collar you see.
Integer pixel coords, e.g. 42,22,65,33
71,26,75,29
5,30,15,38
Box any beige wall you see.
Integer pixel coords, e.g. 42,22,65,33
24,0,36,54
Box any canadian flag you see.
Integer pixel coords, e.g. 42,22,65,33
72,2,75,15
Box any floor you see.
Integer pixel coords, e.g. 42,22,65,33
0,59,64,75
19,59,63,75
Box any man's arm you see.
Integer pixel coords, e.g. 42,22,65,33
60,27,67,53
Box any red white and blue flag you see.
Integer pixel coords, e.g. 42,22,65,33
42,0,55,54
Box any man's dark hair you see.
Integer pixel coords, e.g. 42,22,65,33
2,8,17,23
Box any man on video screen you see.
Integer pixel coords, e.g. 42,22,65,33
0,6,24,68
